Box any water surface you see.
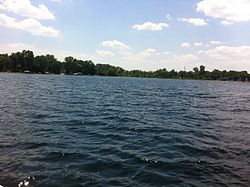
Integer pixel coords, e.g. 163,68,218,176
0,73,249,186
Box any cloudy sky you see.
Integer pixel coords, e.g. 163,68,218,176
1,0,250,71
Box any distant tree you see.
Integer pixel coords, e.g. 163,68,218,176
193,67,199,73
79,60,96,75
1,49,250,82
0,54,8,71
22,50,34,71
33,54,60,74
95,64,124,76
193,67,199,79
46,55,60,74
178,71,188,79
64,56,75,74
169,69,177,78
154,68,168,78
34,55,49,73
199,65,206,79
9,52,24,72
210,69,221,80
200,65,205,73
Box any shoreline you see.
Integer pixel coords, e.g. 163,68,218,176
1,51,249,82
1,71,249,83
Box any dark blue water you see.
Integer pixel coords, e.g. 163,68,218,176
0,73,249,187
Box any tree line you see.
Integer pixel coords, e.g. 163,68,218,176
0,50,250,81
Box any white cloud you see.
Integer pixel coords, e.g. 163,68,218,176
0,13,60,37
163,51,171,55
204,45,250,60
172,54,199,63
102,40,130,50
178,18,208,26
0,43,36,53
166,14,172,20
0,42,93,62
139,48,159,57
0,43,53,57
221,20,233,26
96,50,114,57
202,45,250,71
181,42,191,48
157,54,200,71
132,22,169,31
0,0,55,20
197,0,250,24
194,42,203,47
210,41,222,45
197,50,204,54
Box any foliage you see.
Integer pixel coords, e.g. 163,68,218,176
0,50,249,81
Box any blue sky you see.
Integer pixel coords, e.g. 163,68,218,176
1,0,250,71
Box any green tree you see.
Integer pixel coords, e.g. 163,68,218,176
64,56,76,74
22,50,34,71
9,52,24,72
199,65,206,79
193,67,199,79
0,54,8,71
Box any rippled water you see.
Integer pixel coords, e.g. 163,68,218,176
0,73,249,187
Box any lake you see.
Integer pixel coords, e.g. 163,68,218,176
0,73,249,187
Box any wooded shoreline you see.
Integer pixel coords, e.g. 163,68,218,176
1,50,250,82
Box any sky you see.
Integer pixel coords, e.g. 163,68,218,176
1,0,250,71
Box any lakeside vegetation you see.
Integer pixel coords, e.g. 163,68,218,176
0,50,250,81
